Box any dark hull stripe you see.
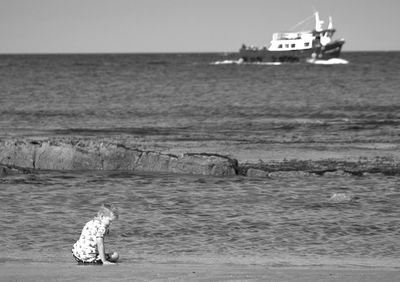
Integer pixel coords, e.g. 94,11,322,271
239,40,345,63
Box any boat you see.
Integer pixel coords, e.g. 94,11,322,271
239,12,345,63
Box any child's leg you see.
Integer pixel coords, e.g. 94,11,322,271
74,254,103,265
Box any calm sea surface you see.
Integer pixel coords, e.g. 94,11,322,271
1,52,400,267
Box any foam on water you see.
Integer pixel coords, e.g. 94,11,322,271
328,192,354,203
211,59,244,65
307,58,349,65
211,59,282,65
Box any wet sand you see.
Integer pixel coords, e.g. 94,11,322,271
1,263,399,282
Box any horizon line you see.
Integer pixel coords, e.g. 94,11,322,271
1,49,399,56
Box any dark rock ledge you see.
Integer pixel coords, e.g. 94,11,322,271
1,139,400,177
240,158,400,177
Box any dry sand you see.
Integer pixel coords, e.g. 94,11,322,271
1,263,399,282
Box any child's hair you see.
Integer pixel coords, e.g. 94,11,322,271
97,204,119,219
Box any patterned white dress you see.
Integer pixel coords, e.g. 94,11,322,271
72,218,108,262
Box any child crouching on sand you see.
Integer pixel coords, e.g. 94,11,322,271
72,204,119,265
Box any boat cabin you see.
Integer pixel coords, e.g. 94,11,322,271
268,32,314,51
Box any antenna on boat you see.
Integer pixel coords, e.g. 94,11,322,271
289,13,315,31
328,16,333,29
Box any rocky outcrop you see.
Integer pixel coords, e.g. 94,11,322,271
0,165,10,177
0,164,31,177
2,139,400,178
0,139,238,176
240,158,400,177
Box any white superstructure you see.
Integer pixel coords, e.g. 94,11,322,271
267,12,334,52
268,31,314,51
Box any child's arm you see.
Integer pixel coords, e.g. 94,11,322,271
96,237,114,265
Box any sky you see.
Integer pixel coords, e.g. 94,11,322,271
0,0,399,53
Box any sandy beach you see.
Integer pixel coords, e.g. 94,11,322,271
1,263,399,282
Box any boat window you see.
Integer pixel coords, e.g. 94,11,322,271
285,44,289,48
305,42,310,47
278,44,282,48
291,44,295,48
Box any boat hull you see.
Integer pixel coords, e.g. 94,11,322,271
239,39,345,63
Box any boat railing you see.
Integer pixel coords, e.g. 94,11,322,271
272,32,313,41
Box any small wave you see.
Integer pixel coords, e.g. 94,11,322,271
147,61,168,65
253,62,282,66
211,59,244,65
307,58,349,65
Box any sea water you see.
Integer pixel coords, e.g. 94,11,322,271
1,52,400,267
